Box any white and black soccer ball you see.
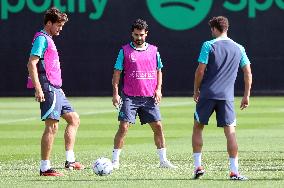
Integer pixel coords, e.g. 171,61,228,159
92,157,113,176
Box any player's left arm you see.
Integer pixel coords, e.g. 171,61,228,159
155,70,162,104
155,51,163,104
240,64,252,110
239,46,252,110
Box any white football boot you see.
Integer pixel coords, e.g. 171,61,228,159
112,160,120,170
159,160,177,169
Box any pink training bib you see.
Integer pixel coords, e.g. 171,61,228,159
27,31,62,88
122,43,158,96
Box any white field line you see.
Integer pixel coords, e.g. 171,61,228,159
0,101,193,125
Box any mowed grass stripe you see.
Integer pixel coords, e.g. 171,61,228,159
0,100,193,125
0,97,283,187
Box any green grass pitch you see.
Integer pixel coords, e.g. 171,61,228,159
0,97,283,187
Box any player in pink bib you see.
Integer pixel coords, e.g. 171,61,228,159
27,7,84,176
111,19,177,169
121,43,158,96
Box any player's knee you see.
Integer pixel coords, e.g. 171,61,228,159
224,127,236,139
52,126,59,134
155,121,162,127
118,122,129,134
45,120,59,134
194,121,204,130
152,121,163,134
46,124,58,135
119,126,128,134
70,112,80,127
74,113,80,127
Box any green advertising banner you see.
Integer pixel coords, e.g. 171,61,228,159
0,0,283,96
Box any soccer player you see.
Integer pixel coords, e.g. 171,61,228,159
111,19,176,169
192,16,252,180
27,7,84,176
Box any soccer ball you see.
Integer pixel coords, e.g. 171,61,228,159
92,157,113,176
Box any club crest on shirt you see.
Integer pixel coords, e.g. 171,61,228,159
129,53,136,63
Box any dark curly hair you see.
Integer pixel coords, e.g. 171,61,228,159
44,7,68,25
208,16,229,33
131,19,148,32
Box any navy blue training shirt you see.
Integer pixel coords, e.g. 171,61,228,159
197,37,250,101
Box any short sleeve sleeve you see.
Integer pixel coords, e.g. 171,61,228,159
197,41,211,64
30,36,47,58
114,49,124,71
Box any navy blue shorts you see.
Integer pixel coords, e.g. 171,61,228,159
194,98,236,127
40,85,74,121
118,93,161,125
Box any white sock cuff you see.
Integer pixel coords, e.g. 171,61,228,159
113,149,122,154
66,150,75,162
40,160,51,172
157,148,167,162
157,148,166,153
229,157,238,160
112,149,122,162
229,157,239,174
193,152,202,157
41,160,50,166
193,153,202,169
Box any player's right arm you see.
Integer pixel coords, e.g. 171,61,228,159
194,63,206,103
112,49,124,108
27,56,45,102
112,70,121,108
194,41,210,102
27,35,47,103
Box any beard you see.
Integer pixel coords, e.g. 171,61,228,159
133,39,144,46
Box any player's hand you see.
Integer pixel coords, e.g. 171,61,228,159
240,96,249,110
35,89,45,103
193,91,200,103
112,94,121,109
154,89,162,104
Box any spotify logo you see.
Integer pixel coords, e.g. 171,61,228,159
146,0,213,30
1,0,283,27
147,0,284,30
